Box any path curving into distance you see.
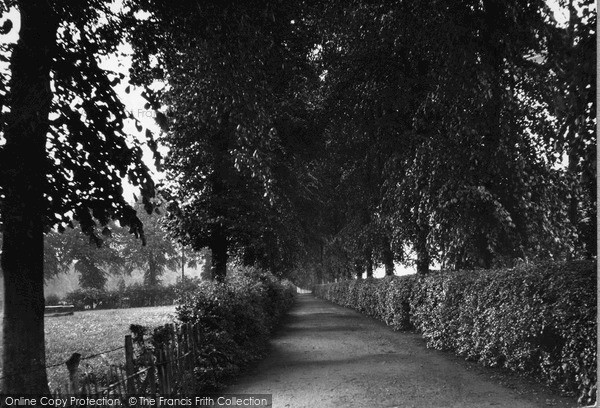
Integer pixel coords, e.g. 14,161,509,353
226,294,577,408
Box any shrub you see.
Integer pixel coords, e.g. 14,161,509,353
384,275,415,330
45,294,61,306
314,275,415,331
172,277,203,300
120,283,176,307
63,279,203,311
173,266,295,391
64,288,111,310
314,261,596,404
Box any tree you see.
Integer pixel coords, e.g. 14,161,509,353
0,2,156,393
399,0,579,269
117,203,184,297
0,0,55,393
179,244,203,282
545,0,596,258
44,203,203,304
127,0,319,280
199,248,212,281
45,227,123,289
313,0,581,276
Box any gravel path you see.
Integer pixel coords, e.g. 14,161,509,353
227,294,577,408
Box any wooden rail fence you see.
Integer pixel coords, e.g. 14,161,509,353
51,322,200,402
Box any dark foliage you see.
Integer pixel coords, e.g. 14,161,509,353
63,277,203,310
44,294,61,306
174,266,295,391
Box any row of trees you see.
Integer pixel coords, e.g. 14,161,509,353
126,0,595,284
0,0,595,394
125,0,322,280
308,0,596,281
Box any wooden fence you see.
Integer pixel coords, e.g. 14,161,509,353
51,323,200,402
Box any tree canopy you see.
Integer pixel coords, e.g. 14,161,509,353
0,0,595,394
122,0,595,282
126,0,321,279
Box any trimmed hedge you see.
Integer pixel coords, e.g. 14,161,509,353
63,278,203,310
174,266,296,391
314,261,596,405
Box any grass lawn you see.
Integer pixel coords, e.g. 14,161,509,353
0,305,177,390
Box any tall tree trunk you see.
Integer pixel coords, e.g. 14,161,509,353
382,239,394,276
354,258,363,280
415,226,430,275
210,224,228,282
315,263,324,284
476,231,493,269
200,250,212,280
181,245,185,281
208,110,230,282
478,0,503,270
78,261,107,290
365,248,373,278
145,254,160,306
1,1,57,394
564,0,587,258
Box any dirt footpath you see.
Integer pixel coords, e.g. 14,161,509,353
226,294,578,408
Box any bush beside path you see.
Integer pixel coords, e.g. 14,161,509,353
227,294,578,408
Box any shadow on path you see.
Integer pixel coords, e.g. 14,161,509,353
227,294,577,408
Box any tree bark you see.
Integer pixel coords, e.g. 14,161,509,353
181,245,185,281
210,224,228,282
1,1,57,394
354,259,363,280
145,253,159,287
200,250,212,280
209,120,229,282
365,249,373,278
382,240,394,276
415,226,430,275
475,230,493,269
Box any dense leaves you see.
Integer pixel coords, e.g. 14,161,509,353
312,0,595,277
163,266,294,390
62,278,202,310
0,1,158,238
44,226,123,289
125,0,320,279
117,203,190,288
545,0,597,258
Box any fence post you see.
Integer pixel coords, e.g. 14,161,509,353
181,323,193,393
148,355,157,395
167,324,176,392
186,324,196,361
65,353,81,395
124,335,135,395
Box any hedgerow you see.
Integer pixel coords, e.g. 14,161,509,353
174,266,296,390
314,261,596,405
63,278,203,310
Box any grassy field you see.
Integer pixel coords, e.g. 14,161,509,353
0,305,177,390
